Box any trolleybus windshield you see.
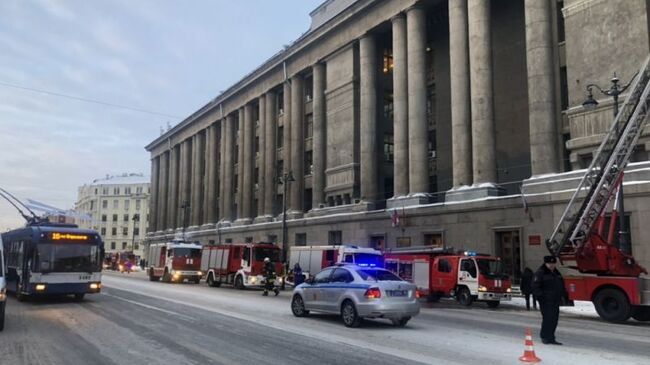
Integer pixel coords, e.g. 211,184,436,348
35,243,101,273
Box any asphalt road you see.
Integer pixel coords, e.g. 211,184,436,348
1,272,648,365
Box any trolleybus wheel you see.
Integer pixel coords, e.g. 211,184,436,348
594,288,631,323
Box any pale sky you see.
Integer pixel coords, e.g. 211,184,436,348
0,0,322,230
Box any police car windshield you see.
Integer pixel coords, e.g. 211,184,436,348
356,269,402,281
476,258,509,280
174,248,201,258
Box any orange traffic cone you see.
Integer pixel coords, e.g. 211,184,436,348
519,328,542,363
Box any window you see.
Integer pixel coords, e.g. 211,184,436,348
328,230,342,245
125,187,131,195
102,188,109,195
95,188,98,195
123,214,129,222
437,259,452,273
122,242,127,250
225,238,233,244
304,189,312,212
123,227,128,236
112,214,118,222
111,242,116,250
396,237,411,247
114,187,120,195
277,160,284,176
234,174,239,192
134,244,139,250
124,200,130,210
304,151,313,175
295,233,307,246
277,126,284,148
136,199,141,210
424,233,443,248
305,114,313,138
255,136,260,155
278,91,284,114
100,227,106,236
111,227,117,236
384,134,394,162
101,214,107,222
268,234,278,243
113,200,119,209
134,227,140,236
245,237,253,243
460,259,477,278
304,75,313,101
234,145,239,164
254,167,259,185
313,268,334,284
331,268,354,283
90,201,95,210
102,200,108,209
136,187,143,194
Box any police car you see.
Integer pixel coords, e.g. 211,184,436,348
290,263,420,327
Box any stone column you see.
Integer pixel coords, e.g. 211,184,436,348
222,115,235,222
392,14,409,198
407,6,429,195
242,103,254,221
237,108,245,220
264,91,278,217
167,145,179,229
312,63,326,209
525,0,559,175
283,81,292,176
257,95,266,218
290,74,304,213
468,0,497,184
219,119,225,221
149,156,159,232
206,124,219,224
360,34,379,204
179,139,192,229
191,133,204,226
157,152,169,231
449,0,473,187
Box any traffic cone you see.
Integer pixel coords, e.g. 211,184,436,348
519,328,542,363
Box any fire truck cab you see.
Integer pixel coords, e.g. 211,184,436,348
289,245,383,280
385,249,511,308
147,239,202,284
201,243,282,289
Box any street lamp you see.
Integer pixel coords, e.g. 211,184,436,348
180,200,190,240
582,73,634,254
278,170,295,290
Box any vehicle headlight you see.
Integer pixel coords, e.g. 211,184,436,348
250,276,257,283
90,283,101,290
36,284,46,291
478,286,488,292
506,288,512,293
197,271,202,277
119,265,124,270
0,288,6,301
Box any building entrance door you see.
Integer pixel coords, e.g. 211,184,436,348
495,229,522,284
369,235,385,251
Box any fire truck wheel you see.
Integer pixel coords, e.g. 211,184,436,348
631,306,650,321
148,272,158,282
207,273,218,287
235,275,244,290
291,295,309,317
162,270,171,283
593,288,632,323
341,300,362,328
391,317,411,327
486,301,500,309
457,287,473,306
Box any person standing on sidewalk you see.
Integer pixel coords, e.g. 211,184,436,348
532,256,567,345
520,267,537,310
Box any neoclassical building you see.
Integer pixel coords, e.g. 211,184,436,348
146,0,650,280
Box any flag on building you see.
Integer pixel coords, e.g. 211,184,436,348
391,209,400,228
519,187,528,214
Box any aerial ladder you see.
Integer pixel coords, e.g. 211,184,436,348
546,55,650,322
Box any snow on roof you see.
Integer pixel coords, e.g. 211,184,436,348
89,173,150,186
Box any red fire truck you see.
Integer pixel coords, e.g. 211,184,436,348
146,239,203,283
201,243,282,289
116,251,137,273
385,247,512,308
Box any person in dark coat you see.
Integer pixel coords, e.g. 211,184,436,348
532,256,568,345
293,263,304,286
520,267,537,310
262,257,279,296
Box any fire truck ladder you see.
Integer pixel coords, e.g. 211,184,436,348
547,55,650,257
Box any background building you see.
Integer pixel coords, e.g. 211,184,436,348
145,0,650,280
75,174,150,256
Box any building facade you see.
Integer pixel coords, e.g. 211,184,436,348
75,174,150,256
146,0,650,280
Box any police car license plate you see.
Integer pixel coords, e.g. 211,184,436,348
387,290,407,297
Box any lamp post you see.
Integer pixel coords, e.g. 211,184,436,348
278,171,295,290
180,200,190,240
582,73,634,254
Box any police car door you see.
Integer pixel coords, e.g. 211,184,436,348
459,259,478,294
325,268,353,312
306,268,334,311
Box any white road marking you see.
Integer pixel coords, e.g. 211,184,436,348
102,292,196,322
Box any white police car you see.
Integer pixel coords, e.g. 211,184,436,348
291,264,420,327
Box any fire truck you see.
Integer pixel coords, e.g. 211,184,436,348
543,56,650,322
146,239,202,283
385,247,511,308
116,251,137,273
288,245,383,280
201,243,282,289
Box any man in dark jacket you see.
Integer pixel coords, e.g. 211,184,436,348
532,256,567,345
262,257,279,296
520,267,537,310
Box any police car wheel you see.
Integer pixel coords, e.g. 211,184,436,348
291,295,309,317
341,300,362,328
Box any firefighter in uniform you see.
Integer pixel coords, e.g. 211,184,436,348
262,257,279,296
532,255,567,345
